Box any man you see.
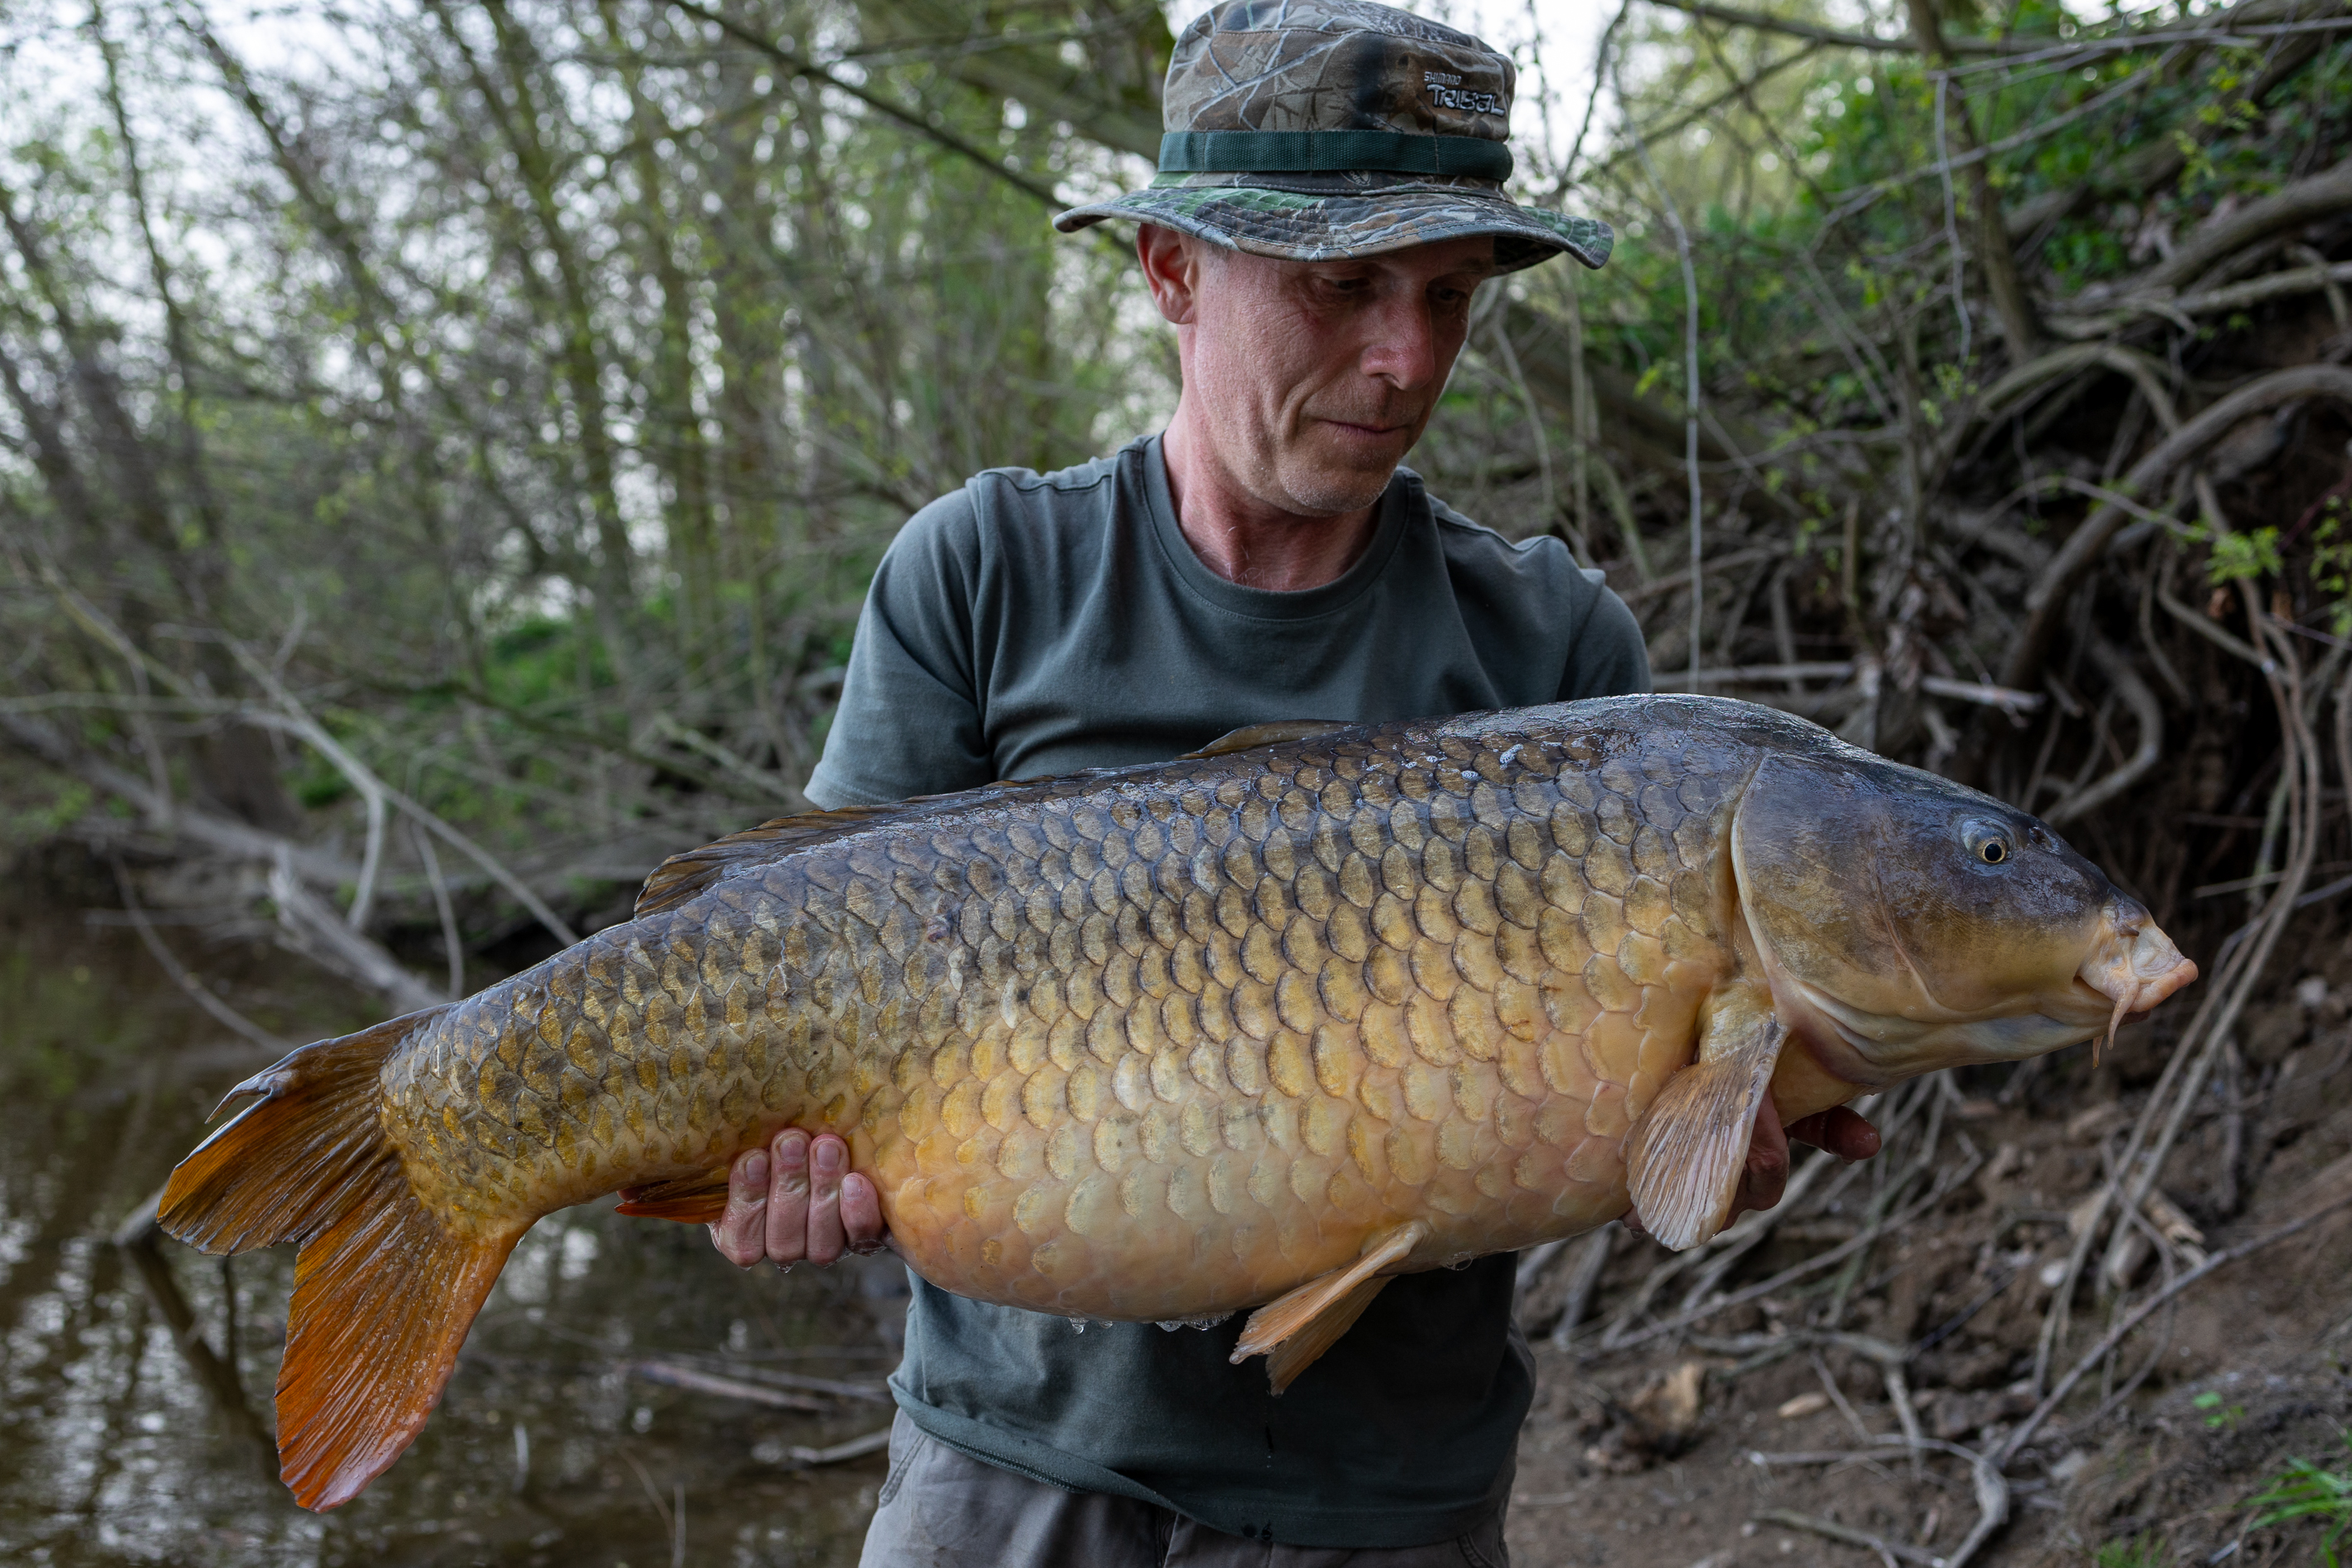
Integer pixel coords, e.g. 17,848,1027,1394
708,4,1879,1561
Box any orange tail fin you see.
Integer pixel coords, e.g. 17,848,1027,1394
158,1008,522,1511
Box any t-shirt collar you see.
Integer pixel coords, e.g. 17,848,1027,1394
1139,432,1418,622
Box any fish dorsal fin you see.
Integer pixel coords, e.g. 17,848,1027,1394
635,803,918,918
1183,719,1355,759
1627,983,1787,1251
1229,1218,1429,1393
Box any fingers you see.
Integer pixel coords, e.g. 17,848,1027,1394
762,1129,814,1266
709,1146,773,1268
803,1132,847,1266
1629,1098,1885,1241
1729,1092,1791,1222
1787,1105,1882,1163
840,1171,889,1254
709,1129,888,1269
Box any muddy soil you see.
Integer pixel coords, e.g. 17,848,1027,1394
1500,931,2352,1568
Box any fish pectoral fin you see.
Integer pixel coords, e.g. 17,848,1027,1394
1229,1219,1429,1394
1627,988,1788,1252
614,1167,733,1225
1182,719,1356,759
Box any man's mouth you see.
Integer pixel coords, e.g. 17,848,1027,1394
1314,413,1416,440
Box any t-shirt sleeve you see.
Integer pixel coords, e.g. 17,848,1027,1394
803,491,1000,808
1557,567,1653,700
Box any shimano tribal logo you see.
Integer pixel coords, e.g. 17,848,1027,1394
1423,71,1502,115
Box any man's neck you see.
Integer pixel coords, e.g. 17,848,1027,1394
1160,402,1384,592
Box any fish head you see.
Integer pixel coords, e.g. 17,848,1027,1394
1729,749,2197,1088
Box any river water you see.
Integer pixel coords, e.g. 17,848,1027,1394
0,923,899,1567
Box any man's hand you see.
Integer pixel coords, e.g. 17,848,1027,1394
709,1129,889,1268
1624,1098,1882,1241
1731,1097,1881,1221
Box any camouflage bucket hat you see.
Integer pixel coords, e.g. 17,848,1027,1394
1054,0,1610,273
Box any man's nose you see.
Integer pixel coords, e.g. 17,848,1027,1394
1357,294,1444,390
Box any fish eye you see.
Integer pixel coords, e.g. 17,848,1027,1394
1961,821,2014,865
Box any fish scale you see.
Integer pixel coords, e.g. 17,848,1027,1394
159,694,2196,1512
375,709,1731,1322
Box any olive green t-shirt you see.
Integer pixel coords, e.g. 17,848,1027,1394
807,434,1648,1549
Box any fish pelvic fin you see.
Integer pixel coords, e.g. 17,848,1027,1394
156,1007,521,1512
1230,1219,1429,1394
1628,985,1788,1252
615,1166,732,1224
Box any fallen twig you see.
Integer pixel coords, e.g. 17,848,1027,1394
1550,1225,1619,1350
228,645,581,947
1591,1148,1980,1359
110,856,290,1053
1752,1507,1936,1566
1999,1191,2352,1468
1751,1434,2009,1567
622,1359,835,1413
267,848,446,1015
636,1353,891,1403
780,1426,894,1468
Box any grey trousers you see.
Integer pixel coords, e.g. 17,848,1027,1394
858,1412,1511,1568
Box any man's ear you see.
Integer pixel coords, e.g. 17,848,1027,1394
1137,223,1202,327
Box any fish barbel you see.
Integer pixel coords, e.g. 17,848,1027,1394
158,695,2196,1509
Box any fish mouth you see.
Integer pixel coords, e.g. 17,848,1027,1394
2076,904,2199,1054
1747,902,2197,1083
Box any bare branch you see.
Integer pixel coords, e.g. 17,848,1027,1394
664,0,1066,207
1640,0,2010,56
2003,364,2352,691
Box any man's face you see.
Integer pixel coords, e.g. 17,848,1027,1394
1144,230,1498,519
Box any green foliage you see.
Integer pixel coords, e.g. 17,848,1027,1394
2188,522,2284,588
2247,1429,2352,1566
2192,1390,2246,1431
2,781,94,845
2091,1535,2166,1568
2312,504,2352,637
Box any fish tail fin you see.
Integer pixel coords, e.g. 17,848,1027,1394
158,1008,521,1512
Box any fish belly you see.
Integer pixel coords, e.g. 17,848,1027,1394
384,715,1748,1321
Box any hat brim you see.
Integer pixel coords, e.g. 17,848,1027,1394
1054,179,1611,273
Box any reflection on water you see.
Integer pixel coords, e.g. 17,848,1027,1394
0,925,898,1566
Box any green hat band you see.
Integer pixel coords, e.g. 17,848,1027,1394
1156,130,1513,183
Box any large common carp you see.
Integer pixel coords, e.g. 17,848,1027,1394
159,695,2195,1510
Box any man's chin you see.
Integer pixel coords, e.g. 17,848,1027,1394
1272,455,1403,517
